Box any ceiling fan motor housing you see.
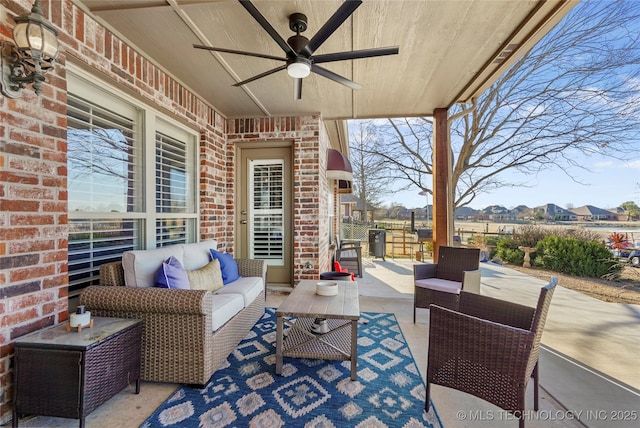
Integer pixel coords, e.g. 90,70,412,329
288,13,312,57
288,34,311,56
289,13,308,33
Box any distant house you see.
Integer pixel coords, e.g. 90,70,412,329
609,206,626,221
572,205,618,221
385,201,633,223
341,193,358,220
533,204,576,221
511,205,532,220
340,194,376,223
454,206,479,221
478,205,514,221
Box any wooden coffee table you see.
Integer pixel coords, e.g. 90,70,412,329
276,279,360,380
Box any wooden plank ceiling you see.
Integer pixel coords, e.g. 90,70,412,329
74,0,577,142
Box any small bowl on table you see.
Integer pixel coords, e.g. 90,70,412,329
316,281,339,296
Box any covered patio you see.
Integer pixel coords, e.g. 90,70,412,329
17,258,640,427
66,0,578,253
2,0,595,425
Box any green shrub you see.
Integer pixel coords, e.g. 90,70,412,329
495,238,523,264
494,225,550,264
484,235,501,247
495,224,611,270
534,235,621,277
483,235,501,259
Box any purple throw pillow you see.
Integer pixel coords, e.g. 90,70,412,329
155,256,190,289
209,249,241,285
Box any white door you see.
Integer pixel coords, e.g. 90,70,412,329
238,147,292,285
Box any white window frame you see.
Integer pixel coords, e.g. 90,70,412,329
67,63,199,292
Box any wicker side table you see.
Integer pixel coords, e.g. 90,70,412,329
12,317,142,428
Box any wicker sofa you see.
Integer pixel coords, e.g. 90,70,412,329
79,240,266,386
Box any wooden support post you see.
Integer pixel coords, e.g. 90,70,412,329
432,108,450,259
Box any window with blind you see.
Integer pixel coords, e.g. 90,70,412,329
67,70,198,294
155,131,193,248
250,160,285,265
67,94,139,213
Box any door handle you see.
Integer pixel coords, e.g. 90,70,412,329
240,220,247,224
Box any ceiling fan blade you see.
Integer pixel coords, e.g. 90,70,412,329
306,0,362,56
238,0,297,58
294,78,302,100
313,46,399,64
193,45,286,62
232,64,287,87
311,65,362,90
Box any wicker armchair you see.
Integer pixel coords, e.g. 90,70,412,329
80,258,266,386
413,246,480,322
425,278,557,428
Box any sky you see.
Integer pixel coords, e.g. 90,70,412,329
367,0,640,212
384,155,640,211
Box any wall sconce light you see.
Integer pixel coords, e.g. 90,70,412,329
0,0,59,98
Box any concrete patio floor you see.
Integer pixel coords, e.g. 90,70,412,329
10,257,640,427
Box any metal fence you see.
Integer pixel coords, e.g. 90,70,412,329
339,223,369,242
339,223,434,260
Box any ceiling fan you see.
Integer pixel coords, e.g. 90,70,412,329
194,0,399,100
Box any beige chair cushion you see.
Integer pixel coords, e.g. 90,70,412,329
414,278,462,294
187,259,224,292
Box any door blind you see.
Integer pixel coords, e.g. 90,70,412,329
250,160,284,265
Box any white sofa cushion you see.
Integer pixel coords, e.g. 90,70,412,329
183,239,218,270
215,276,264,307
122,240,219,288
415,278,462,295
123,246,184,287
211,294,244,331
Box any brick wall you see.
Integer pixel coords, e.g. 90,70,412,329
227,116,333,280
0,1,334,423
0,0,230,423
1,1,69,422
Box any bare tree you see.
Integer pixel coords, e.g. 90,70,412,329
356,0,640,209
348,120,394,224
68,129,131,184
371,117,435,199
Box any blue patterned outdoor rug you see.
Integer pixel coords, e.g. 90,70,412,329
141,308,443,428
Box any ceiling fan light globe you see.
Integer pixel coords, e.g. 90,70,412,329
287,61,311,79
